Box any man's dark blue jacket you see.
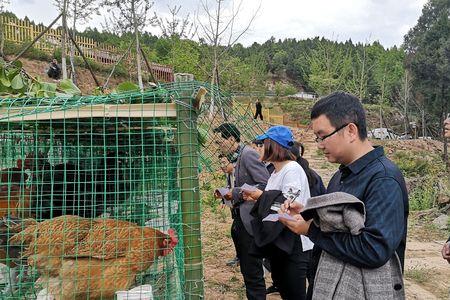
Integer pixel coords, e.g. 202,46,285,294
308,146,409,270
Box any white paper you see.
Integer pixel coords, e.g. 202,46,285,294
241,183,257,192
216,187,230,197
262,213,297,222
222,199,233,208
270,203,281,212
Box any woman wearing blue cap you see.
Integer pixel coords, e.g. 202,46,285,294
243,125,313,300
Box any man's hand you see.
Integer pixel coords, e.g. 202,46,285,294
214,190,232,201
442,241,450,263
223,191,233,201
279,213,312,235
242,188,263,202
280,199,304,215
444,117,450,138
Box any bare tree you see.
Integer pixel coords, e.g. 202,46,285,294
0,0,9,57
55,0,99,83
103,0,156,90
154,5,196,39
196,0,260,115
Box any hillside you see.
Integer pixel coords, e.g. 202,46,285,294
15,57,127,94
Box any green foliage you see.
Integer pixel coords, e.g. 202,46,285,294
404,0,450,128
58,79,81,96
0,58,82,99
115,81,140,93
1,14,407,98
405,265,432,284
409,176,438,211
392,149,446,211
392,151,433,177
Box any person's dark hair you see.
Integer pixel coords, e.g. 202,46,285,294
261,139,296,162
213,123,241,142
291,141,317,188
310,91,367,140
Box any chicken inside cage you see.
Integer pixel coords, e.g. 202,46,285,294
8,215,178,299
0,124,181,299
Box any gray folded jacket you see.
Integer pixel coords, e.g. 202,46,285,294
301,192,405,300
301,191,365,235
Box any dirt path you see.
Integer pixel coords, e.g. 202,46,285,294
203,127,450,299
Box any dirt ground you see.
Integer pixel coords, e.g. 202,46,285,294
202,129,450,299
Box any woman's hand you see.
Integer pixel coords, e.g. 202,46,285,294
242,188,263,202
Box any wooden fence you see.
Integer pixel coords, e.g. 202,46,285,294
1,16,174,82
236,102,306,128
1,16,120,64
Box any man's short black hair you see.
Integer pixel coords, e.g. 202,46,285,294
310,91,367,140
213,123,241,142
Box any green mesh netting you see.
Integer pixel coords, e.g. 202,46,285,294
0,83,192,300
0,81,264,299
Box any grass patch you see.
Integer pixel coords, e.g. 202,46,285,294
405,265,432,284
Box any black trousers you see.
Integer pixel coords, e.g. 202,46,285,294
269,237,311,300
231,213,266,300
254,110,263,120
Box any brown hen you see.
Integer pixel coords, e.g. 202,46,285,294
10,216,178,300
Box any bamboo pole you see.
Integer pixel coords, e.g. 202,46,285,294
66,29,101,89
103,41,133,90
11,13,62,63
176,91,204,300
139,46,157,84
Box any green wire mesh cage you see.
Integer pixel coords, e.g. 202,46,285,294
0,82,209,300
0,80,265,299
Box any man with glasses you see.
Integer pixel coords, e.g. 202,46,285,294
280,92,409,298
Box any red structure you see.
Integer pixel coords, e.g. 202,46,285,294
149,63,174,82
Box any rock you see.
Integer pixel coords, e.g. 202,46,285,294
432,214,449,230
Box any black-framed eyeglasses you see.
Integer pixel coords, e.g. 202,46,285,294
315,123,351,143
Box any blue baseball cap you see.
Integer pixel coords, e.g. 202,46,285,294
255,126,294,149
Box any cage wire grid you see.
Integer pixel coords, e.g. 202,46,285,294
0,81,264,300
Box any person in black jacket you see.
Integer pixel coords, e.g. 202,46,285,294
254,100,263,121
47,59,61,79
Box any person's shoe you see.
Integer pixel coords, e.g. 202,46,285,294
266,285,279,295
226,257,239,267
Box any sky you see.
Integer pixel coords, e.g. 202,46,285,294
9,0,428,48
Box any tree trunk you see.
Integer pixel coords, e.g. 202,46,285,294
441,80,448,170
69,0,77,84
61,0,68,80
403,72,409,135
0,16,4,58
209,0,221,118
131,0,143,91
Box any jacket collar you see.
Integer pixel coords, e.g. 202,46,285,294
339,146,384,177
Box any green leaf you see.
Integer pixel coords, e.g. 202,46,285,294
11,74,25,90
58,79,81,96
115,82,139,93
11,60,22,69
0,73,10,87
